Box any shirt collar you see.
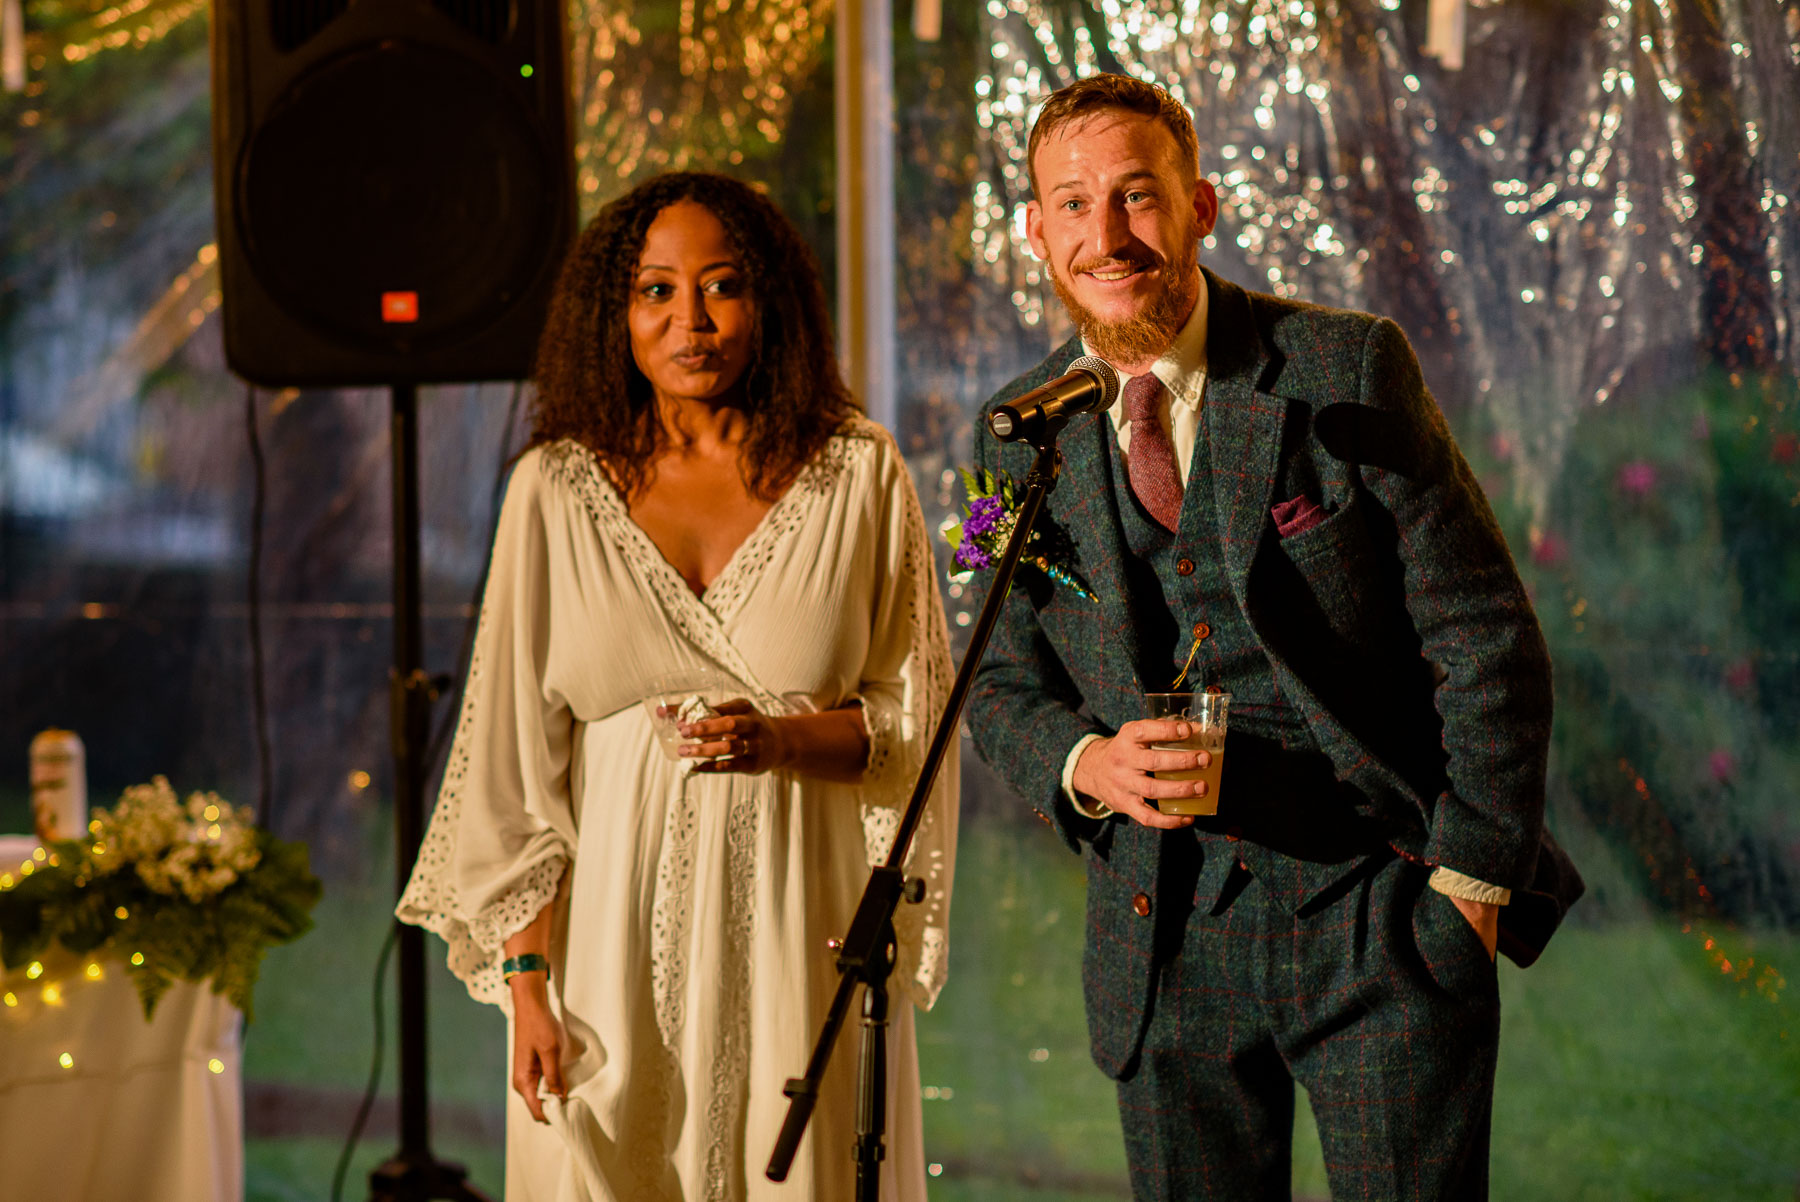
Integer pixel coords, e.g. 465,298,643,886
1086,280,1210,431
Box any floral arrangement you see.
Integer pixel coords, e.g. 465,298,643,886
944,467,1097,601
0,777,320,1019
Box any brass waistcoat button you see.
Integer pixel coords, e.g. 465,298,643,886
1131,892,1151,917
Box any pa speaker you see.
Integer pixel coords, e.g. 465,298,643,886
210,0,576,386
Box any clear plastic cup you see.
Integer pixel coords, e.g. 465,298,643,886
641,671,728,761
1143,690,1229,816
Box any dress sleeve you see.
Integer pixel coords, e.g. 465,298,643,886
396,449,578,1007
850,427,959,1011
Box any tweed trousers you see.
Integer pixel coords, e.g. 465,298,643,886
1115,841,1501,1202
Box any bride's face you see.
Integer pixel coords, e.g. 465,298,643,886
627,200,759,409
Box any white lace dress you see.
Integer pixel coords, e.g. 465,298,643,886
396,419,957,1202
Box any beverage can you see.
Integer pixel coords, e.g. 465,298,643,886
30,728,88,842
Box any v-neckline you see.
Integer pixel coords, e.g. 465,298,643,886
632,493,784,600
591,455,809,610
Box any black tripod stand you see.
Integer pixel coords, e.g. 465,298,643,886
368,384,496,1202
766,429,1069,1199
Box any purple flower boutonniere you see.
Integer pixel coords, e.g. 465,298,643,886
942,468,1097,602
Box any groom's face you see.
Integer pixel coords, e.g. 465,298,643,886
1026,110,1216,368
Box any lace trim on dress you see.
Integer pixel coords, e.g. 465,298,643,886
541,430,864,670
702,431,860,625
648,777,700,1044
395,620,569,1008
854,428,957,1010
704,774,764,1200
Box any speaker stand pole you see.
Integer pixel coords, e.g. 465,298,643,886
369,383,496,1202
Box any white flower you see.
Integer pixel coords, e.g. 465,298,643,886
105,779,261,901
94,776,183,868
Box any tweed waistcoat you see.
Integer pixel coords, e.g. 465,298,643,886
1110,412,1310,744
1112,420,1387,875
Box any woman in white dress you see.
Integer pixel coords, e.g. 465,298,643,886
397,173,957,1201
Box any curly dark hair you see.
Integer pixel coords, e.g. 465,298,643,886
528,172,859,502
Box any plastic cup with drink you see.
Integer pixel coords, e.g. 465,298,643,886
1142,690,1229,816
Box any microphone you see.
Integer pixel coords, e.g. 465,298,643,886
986,355,1121,443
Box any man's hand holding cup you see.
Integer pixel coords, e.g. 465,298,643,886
1071,719,1214,829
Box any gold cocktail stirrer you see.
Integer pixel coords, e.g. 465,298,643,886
1170,636,1202,691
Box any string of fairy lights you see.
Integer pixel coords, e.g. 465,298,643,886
1,840,232,1076
5,0,202,81
567,0,831,206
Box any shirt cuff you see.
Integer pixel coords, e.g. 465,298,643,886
1061,733,1111,819
1428,866,1512,905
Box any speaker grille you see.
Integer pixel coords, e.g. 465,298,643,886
431,0,513,45
237,41,556,355
267,0,349,52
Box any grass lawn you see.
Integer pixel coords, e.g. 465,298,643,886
242,816,1799,1201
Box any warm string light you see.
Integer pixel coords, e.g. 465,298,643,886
972,0,1795,526
567,0,830,208
2,952,122,1021
1617,757,1788,1017
3,952,234,1083
16,0,203,75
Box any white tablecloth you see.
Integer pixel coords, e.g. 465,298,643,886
0,838,244,1202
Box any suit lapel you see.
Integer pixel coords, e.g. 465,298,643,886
1198,270,1287,612
1021,336,1143,689
1054,404,1142,687
1195,275,1425,821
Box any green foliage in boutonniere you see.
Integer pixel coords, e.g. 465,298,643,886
0,777,321,1020
942,467,1097,601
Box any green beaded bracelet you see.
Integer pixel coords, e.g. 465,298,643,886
501,953,549,982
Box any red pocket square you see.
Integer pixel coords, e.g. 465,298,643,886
1272,495,1327,538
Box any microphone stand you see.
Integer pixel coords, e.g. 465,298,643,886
766,423,1069,1199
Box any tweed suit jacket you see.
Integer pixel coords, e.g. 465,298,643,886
966,269,1582,1077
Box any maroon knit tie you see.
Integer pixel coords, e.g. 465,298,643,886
1124,372,1182,531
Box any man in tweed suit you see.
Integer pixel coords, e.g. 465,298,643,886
965,74,1582,1200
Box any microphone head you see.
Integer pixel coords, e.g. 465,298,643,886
984,354,1122,443
1066,354,1121,411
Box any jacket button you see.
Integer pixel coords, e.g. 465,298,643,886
1192,621,1211,640
1226,825,1243,841
1131,892,1151,917
1175,558,1195,576
1204,683,1225,695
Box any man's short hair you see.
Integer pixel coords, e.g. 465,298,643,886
1027,73,1201,195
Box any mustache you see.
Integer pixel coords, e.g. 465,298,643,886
1069,254,1161,276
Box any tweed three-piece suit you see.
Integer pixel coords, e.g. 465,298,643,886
965,268,1583,1199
